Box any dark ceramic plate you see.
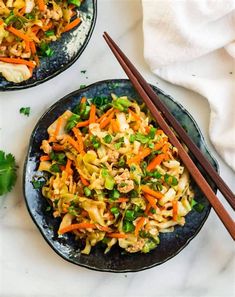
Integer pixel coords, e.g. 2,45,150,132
23,79,218,272
0,0,97,91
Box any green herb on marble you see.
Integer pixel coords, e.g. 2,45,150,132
20,107,30,117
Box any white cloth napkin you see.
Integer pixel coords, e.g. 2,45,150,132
142,0,235,171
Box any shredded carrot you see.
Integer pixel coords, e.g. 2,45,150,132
116,198,129,203
40,155,50,161
146,153,165,171
154,141,165,151
52,143,64,151
145,126,150,133
36,0,45,11
80,97,87,104
42,21,52,31
127,147,151,165
0,57,35,68
129,108,141,121
89,104,96,124
144,203,152,215
141,185,163,199
76,120,89,128
172,201,178,221
52,116,63,141
60,165,66,171
34,55,39,65
107,233,128,239
0,20,3,25
156,129,164,135
80,175,89,186
29,41,36,55
97,225,112,232
132,122,140,131
24,40,30,52
7,26,31,42
65,135,80,152
162,143,170,154
65,159,73,175
72,127,84,153
97,108,114,123
135,217,145,236
63,18,81,33
18,7,25,16
58,222,96,234
100,110,115,129
143,193,158,209
111,119,119,133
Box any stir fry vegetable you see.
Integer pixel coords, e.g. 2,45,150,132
37,94,195,254
0,0,83,82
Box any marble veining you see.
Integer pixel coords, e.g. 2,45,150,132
0,0,234,296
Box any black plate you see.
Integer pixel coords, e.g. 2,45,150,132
0,0,97,91
23,79,218,272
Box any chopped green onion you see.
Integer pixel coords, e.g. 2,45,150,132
130,165,136,172
129,134,136,143
135,133,149,144
193,202,205,213
142,239,158,253
152,171,162,179
50,163,61,173
123,221,135,233
93,142,100,149
31,178,45,189
109,189,120,200
118,157,125,167
25,13,35,20
190,199,197,207
45,205,51,212
125,210,136,221
148,127,157,139
103,134,112,144
164,174,178,186
39,42,54,57
49,152,66,165
129,190,138,198
68,0,81,6
112,97,131,111
45,30,55,37
114,142,121,150
84,186,91,197
148,142,154,149
110,207,119,215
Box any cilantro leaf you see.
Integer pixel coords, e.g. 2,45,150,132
20,107,30,117
0,151,17,195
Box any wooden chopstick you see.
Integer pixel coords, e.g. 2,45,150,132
103,32,235,212
103,32,235,240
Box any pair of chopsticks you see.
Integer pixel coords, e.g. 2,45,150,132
103,32,235,240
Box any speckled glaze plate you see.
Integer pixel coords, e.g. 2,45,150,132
23,79,218,272
0,0,97,91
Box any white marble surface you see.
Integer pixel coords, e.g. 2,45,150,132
0,0,235,296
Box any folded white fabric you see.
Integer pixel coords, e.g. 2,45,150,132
142,0,235,171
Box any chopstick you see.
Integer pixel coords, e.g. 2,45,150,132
103,33,235,212
103,32,235,240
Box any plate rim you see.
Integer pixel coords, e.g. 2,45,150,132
23,78,219,272
0,0,97,91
